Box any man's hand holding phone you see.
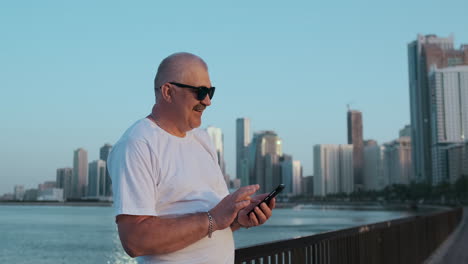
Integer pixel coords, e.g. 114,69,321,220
236,193,275,228
236,184,284,228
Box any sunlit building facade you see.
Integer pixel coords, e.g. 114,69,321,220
430,66,468,184
206,126,229,185
292,160,302,195
313,144,353,196
249,131,282,193
72,148,88,199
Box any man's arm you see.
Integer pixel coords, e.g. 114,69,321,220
117,213,209,257
116,185,259,257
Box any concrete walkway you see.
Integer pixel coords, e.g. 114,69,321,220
425,207,468,264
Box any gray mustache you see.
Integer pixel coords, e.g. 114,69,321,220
193,104,206,111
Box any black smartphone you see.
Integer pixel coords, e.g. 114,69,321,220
247,184,285,215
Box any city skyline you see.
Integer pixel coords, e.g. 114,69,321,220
2,1,468,195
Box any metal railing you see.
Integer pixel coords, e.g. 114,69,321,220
235,207,463,264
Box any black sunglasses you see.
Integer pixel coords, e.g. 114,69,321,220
169,82,215,100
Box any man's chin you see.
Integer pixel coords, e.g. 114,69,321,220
189,120,202,130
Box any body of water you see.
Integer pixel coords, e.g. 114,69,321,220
0,205,429,264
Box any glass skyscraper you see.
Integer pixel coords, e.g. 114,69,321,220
408,34,468,184
236,118,250,186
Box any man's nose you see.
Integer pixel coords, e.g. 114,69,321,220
201,93,212,106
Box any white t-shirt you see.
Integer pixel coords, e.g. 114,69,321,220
108,118,234,264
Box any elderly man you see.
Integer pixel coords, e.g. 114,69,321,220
108,52,276,263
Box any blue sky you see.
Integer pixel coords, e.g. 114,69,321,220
1,0,467,195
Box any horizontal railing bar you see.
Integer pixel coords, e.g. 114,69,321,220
235,207,463,262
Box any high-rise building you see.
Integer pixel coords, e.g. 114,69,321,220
38,188,64,201
206,126,229,185
302,175,314,196
236,118,250,186
38,181,56,191
231,178,241,189
408,34,468,184
313,144,353,196
281,157,303,196
399,125,411,138
23,189,38,201
280,155,293,194
363,143,386,190
430,67,468,143
432,142,466,184
292,160,302,195
347,109,364,189
72,148,88,199
88,160,107,197
0,193,14,201
264,153,281,194
13,185,25,201
339,146,354,194
250,131,282,193
464,142,468,177
430,66,468,184
57,167,73,200
100,143,113,196
382,137,412,185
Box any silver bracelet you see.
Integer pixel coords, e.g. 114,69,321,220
207,211,214,238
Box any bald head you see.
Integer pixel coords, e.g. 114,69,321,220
154,52,208,100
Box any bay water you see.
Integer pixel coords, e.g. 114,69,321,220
0,205,427,264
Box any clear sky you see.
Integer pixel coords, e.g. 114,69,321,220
1,0,467,195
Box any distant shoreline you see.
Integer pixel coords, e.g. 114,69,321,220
0,201,112,207
1,200,384,207
0,200,449,212
1,201,353,207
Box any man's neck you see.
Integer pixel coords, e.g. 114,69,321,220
148,105,187,138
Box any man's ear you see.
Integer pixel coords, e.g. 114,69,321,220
160,83,172,103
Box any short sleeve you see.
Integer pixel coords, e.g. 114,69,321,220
108,138,159,217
